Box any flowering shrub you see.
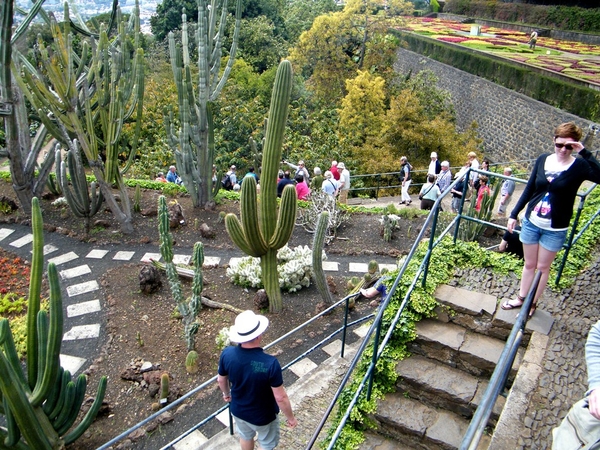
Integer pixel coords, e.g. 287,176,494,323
227,245,325,293
215,327,231,350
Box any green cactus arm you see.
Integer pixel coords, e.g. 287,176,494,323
0,320,27,387
259,60,293,241
51,380,76,430
48,370,71,421
27,197,44,389
224,214,263,258
158,196,174,263
30,263,63,407
35,311,49,389
190,242,204,317
42,366,64,416
55,374,87,436
63,375,107,445
269,185,297,249
0,352,52,450
239,177,268,255
2,394,21,447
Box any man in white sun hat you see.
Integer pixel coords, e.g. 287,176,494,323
218,310,297,450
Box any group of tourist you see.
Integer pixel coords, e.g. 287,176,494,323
155,165,183,185
279,159,351,202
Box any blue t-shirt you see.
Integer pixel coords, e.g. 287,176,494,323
218,345,283,425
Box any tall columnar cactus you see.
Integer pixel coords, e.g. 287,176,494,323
313,211,333,305
55,141,104,235
165,0,242,209
0,0,55,215
225,60,297,313
15,1,144,234
0,198,107,449
158,196,204,370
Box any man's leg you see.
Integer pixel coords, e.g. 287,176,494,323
240,438,254,450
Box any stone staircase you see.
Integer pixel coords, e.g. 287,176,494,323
172,285,553,450
363,285,553,450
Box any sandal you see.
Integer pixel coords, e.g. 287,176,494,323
528,304,537,318
501,295,525,310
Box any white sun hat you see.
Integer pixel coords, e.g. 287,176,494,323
229,310,269,343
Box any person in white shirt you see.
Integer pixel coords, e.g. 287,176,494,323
467,152,479,200
437,161,452,193
428,152,441,177
338,162,350,204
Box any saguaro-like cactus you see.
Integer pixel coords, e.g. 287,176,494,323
225,60,297,313
55,141,104,235
158,196,204,370
0,198,107,449
313,211,333,305
165,0,242,209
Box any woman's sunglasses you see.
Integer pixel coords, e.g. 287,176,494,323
555,143,574,150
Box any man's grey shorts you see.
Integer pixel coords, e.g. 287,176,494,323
234,415,280,450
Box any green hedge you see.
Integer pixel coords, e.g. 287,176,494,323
393,31,600,121
444,0,600,34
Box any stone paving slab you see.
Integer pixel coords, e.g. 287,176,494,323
86,249,109,259
173,254,191,265
141,252,161,263
289,358,318,378
113,250,135,261
60,264,91,280
67,299,102,318
0,228,15,241
37,244,58,255
59,354,86,374
173,430,208,450
322,261,339,271
66,280,99,297
48,251,79,266
435,284,497,316
63,324,101,340
9,233,33,248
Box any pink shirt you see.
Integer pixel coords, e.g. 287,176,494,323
295,181,311,200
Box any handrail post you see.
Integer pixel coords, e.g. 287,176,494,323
341,297,350,358
366,317,383,401
555,194,586,285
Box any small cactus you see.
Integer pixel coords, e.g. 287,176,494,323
185,351,200,374
313,212,333,305
133,184,141,213
368,260,379,274
160,373,170,404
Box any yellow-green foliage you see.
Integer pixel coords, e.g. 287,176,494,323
7,297,49,359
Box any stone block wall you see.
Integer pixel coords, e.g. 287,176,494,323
393,48,599,166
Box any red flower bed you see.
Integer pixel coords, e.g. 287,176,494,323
0,249,30,298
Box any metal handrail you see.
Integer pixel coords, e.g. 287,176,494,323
96,291,363,450
309,167,600,449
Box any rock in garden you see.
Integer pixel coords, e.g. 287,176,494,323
327,276,338,294
199,222,215,238
120,368,142,382
140,207,157,217
139,265,162,294
254,289,269,310
168,201,186,228
93,219,111,229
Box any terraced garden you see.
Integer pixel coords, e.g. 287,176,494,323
398,17,600,85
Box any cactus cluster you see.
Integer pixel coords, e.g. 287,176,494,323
55,141,104,234
14,2,145,234
165,0,242,208
0,198,106,449
225,60,297,313
158,196,204,371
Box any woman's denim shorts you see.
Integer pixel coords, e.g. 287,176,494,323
519,217,567,253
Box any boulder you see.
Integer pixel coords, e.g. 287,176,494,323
139,265,162,294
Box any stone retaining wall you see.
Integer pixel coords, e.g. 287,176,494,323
393,48,599,165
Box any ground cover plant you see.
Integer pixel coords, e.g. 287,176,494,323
398,17,600,85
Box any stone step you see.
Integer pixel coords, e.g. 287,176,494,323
434,285,554,341
373,393,491,450
362,431,420,449
407,319,524,379
396,355,505,423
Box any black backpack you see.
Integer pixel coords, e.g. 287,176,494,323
221,173,233,190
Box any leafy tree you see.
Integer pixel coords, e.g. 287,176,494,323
289,12,359,104
237,16,288,73
283,0,339,44
394,69,455,120
338,70,386,153
151,0,198,41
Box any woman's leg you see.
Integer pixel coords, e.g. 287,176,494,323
401,180,411,202
518,243,558,303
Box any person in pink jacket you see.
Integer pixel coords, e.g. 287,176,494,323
295,174,311,200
